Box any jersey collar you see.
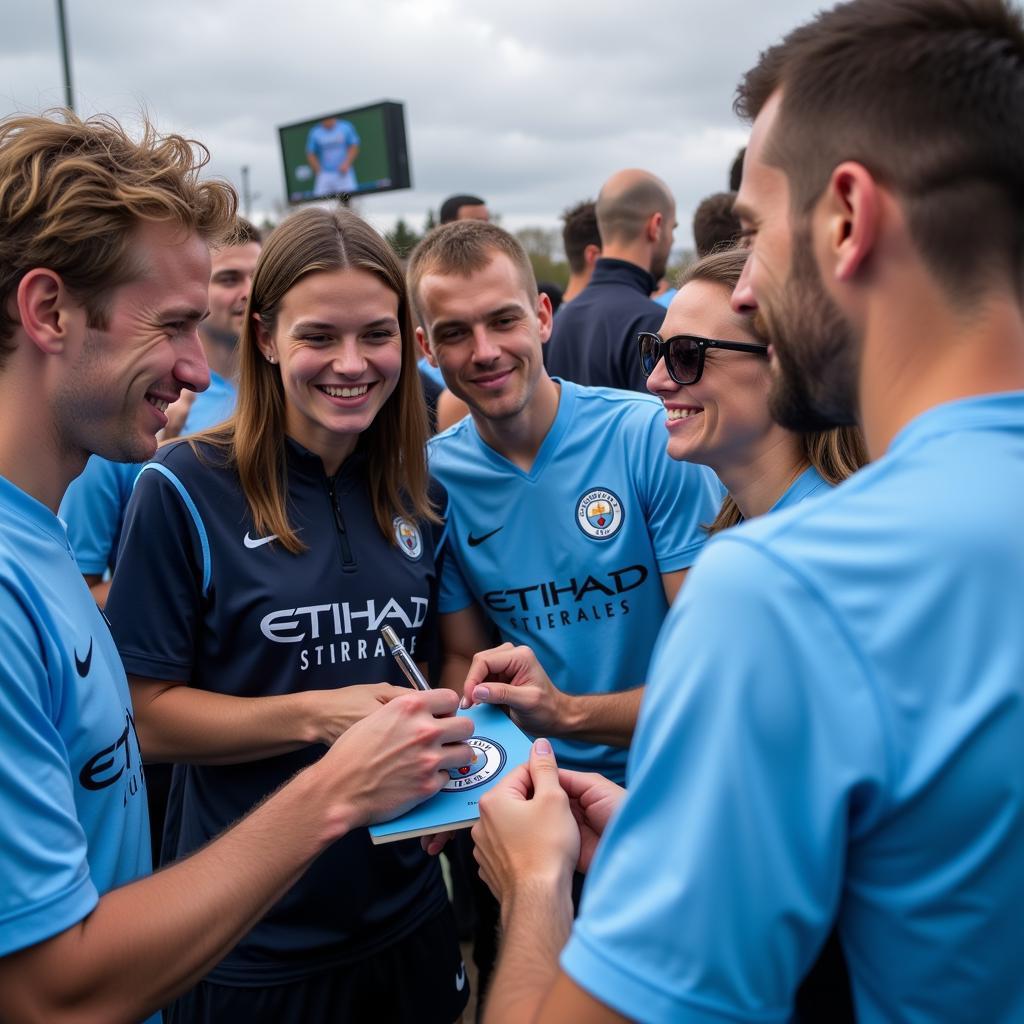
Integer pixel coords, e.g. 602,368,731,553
0,472,73,551
887,391,1024,458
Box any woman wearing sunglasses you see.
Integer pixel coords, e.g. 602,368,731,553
641,246,865,534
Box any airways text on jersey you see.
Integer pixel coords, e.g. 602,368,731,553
260,596,429,671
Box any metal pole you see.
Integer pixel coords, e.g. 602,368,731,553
241,165,251,218
56,0,74,111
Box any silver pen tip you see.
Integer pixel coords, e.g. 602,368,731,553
381,625,400,647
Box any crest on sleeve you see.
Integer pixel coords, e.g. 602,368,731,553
393,516,424,560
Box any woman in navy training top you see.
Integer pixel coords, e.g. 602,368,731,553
107,208,468,1024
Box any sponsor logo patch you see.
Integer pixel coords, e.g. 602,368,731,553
393,516,423,560
575,487,624,540
443,736,506,791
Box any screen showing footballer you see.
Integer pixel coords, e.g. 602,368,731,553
278,100,411,203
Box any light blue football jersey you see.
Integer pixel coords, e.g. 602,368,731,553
429,379,721,781
59,455,142,576
305,120,360,172
563,393,1024,1023
0,474,152,976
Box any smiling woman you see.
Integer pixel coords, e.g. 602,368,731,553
105,209,470,1023
644,246,866,534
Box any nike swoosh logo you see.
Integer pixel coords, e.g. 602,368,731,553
75,638,93,678
455,964,466,991
467,527,503,547
243,532,278,549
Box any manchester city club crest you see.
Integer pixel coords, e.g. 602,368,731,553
575,487,624,540
443,736,506,791
393,516,423,560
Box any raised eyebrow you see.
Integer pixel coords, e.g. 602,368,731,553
731,200,754,224
164,307,208,324
291,319,338,332
488,304,527,319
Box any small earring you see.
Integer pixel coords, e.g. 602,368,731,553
267,355,277,364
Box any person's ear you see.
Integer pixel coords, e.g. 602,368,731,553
16,269,82,355
823,161,879,283
252,314,278,364
584,243,602,269
646,211,663,244
536,290,554,344
415,324,438,367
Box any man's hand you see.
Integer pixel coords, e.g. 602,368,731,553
558,769,624,873
462,643,573,736
320,689,475,828
310,682,409,745
472,739,580,903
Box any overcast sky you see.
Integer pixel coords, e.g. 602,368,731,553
3,0,829,244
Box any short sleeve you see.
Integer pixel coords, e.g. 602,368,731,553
346,121,361,147
58,457,135,576
106,464,204,681
305,127,318,156
0,584,97,957
635,408,722,572
561,537,888,1023
438,539,474,614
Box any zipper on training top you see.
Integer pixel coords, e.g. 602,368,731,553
326,476,357,571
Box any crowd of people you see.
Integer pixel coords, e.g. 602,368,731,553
1,1,1023,1022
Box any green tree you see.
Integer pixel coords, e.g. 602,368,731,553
385,217,422,259
515,227,569,289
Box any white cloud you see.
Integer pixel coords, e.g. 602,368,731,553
1,0,827,240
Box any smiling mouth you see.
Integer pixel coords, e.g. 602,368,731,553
145,395,170,413
317,384,370,399
471,368,514,386
666,407,702,421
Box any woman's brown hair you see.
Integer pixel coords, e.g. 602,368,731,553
673,248,868,536
193,206,435,553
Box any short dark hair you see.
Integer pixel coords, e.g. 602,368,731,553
692,192,741,257
728,148,745,192
596,175,674,247
232,217,262,246
439,194,486,224
561,200,601,273
736,0,1024,305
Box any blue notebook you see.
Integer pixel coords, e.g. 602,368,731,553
369,702,534,845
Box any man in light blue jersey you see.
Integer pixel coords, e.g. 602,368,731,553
306,116,360,197
0,110,472,1024
409,221,720,784
468,1,1024,1022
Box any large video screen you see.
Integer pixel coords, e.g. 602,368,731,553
278,100,411,203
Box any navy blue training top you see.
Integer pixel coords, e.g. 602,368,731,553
106,437,448,984
544,258,667,393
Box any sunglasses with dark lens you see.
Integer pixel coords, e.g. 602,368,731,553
637,331,769,386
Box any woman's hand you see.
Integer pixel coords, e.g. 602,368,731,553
309,683,410,745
